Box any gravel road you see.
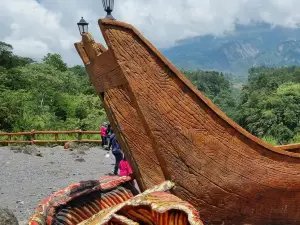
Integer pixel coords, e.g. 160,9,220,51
0,145,114,224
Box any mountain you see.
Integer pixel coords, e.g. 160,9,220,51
161,23,300,80
254,40,300,67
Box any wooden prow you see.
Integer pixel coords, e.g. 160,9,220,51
276,143,300,153
93,19,300,224
74,33,165,191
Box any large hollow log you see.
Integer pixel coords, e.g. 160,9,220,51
93,18,300,225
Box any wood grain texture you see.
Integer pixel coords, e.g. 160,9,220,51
74,34,165,191
276,143,300,153
99,19,300,225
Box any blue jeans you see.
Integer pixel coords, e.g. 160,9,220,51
112,152,123,175
101,136,107,147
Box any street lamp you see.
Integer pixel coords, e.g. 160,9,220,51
77,17,89,35
102,0,115,20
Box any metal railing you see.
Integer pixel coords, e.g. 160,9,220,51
0,130,101,145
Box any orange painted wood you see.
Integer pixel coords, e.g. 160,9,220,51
96,18,300,224
0,130,100,135
0,132,31,136
55,133,59,141
74,35,165,191
276,143,300,153
0,130,102,145
0,141,30,144
32,140,102,143
86,48,127,93
0,140,102,144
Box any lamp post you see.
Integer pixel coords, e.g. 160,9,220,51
102,0,115,20
77,17,89,35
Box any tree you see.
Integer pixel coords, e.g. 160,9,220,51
0,43,107,132
0,41,33,69
70,65,87,76
42,53,68,72
237,67,300,144
183,69,237,119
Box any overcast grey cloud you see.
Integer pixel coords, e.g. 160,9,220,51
1,0,300,66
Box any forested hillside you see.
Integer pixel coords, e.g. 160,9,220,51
183,67,300,145
236,66,300,145
0,41,106,132
1,41,300,145
183,70,238,120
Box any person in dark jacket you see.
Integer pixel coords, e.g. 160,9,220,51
109,129,123,175
105,124,112,149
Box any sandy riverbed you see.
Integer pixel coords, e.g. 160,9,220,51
0,145,114,224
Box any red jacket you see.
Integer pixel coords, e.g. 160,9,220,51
100,126,107,137
119,160,133,176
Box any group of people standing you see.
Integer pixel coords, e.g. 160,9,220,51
100,122,111,147
100,122,132,176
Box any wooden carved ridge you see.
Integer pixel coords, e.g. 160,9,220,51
75,18,300,225
74,26,165,191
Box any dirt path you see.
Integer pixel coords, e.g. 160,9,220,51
0,146,114,224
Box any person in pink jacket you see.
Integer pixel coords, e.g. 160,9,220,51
100,122,107,147
118,154,139,195
118,154,133,176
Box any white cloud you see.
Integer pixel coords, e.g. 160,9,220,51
1,0,300,65
5,38,49,58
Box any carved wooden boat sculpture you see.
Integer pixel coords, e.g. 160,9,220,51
74,34,165,191
75,18,300,225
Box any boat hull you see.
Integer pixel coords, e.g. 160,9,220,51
95,19,300,224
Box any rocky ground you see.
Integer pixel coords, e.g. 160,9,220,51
0,145,115,224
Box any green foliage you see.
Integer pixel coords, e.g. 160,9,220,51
237,66,300,144
262,136,278,146
183,66,300,145
293,134,300,143
42,53,68,72
70,65,88,76
0,41,34,69
0,42,106,133
183,70,238,119
3,41,300,146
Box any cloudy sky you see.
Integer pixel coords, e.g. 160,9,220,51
1,0,300,66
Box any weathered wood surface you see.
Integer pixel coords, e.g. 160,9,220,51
276,143,300,153
74,34,165,191
98,19,300,224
